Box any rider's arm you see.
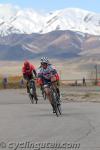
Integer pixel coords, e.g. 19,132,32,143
50,65,57,75
30,64,37,78
51,69,57,75
22,66,29,80
32,69,37,78
50,65,60,81
37,68,43,85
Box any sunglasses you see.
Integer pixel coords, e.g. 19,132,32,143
41,63,47,65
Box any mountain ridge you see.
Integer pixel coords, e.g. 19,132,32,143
0,5,100,61
0,30,100,60
0,5,100,36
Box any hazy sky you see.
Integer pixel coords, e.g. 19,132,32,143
0,0,100,13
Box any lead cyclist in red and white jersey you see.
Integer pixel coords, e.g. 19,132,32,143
37,57,60,112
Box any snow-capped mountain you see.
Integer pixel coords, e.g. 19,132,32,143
45,8,100,35
0,4,100,36
0,4,46,36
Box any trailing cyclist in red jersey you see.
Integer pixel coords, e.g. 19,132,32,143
22,60,36,79
22,60,38,100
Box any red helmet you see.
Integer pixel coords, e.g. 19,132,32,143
24,60,30,67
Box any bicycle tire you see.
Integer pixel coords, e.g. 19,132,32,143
28,79,38,104
56,94,62,115
43,91,46,100
51,89,59,117
57,103,62,115
29,93,34,104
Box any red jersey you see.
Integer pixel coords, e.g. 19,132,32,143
22,64,35,76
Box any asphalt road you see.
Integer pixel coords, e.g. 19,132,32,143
0,89,100,150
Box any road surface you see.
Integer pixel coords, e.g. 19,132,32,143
0,88,100,150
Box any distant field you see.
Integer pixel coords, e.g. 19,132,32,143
0,59,90,80
0,58,99,89
0,75,25,89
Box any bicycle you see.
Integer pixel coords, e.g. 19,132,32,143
28,79,38,104
49,82,62,117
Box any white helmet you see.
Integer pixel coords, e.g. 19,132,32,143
40,57,49,64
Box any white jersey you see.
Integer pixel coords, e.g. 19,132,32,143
37,64,57,80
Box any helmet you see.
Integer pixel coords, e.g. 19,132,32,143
40,57,49,64
24,60,30,67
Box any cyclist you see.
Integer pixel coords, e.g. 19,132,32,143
37,57,60,112
22,60,38,101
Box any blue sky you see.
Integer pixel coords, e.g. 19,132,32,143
0,0,100,13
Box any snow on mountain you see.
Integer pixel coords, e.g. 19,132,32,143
44,8,100,35
0,4,46,36
0,4,100,36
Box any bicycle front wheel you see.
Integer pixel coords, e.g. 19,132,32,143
51,90,59,117
29,94,34,104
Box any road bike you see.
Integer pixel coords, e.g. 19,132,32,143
49,82,62,117
28,79,38,104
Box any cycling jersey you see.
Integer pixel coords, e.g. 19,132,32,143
37,64,59,85
22,64,37,81
22,64,35,75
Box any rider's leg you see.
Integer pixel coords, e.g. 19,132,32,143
51,82,61,106
44,87,52,103
44,87,55,112
52,81,60,98
56,87,60,98
34,92,38,100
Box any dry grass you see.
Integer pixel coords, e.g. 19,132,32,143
0,60,88,80
0,75,25,89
